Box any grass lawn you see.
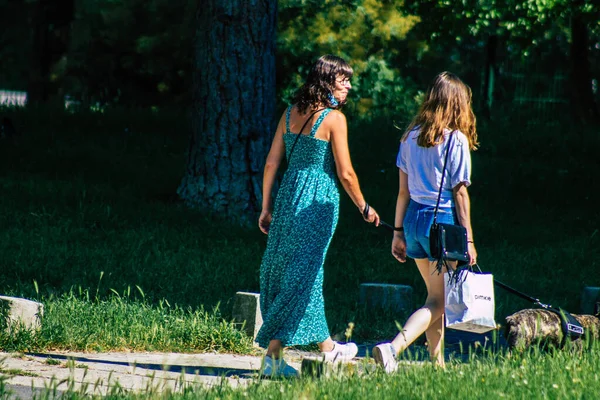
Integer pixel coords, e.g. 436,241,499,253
0,106,599,397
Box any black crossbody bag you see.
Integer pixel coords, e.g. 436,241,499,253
429,132,469,266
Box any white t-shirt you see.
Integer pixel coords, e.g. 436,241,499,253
396,127,471,207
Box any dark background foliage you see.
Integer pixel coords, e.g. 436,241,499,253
1,0,598,119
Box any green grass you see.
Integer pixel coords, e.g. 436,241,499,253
189,343,600,399
0,367,39,377
0,289,255,354
0,105,599,355
1,343,599,398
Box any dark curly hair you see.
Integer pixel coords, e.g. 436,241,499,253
292,54,353,114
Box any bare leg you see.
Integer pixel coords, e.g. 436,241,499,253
266,340,283,358
318,337,335,353
390,258,451,365
425,314,445,366
267,337,335,359
262,339,299,377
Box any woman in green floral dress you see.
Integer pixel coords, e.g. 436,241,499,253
256,55,380,377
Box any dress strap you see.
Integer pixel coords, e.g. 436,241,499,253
285,105,293,133
309,108,332,137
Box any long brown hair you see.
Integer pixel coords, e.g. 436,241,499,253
402,71,478,150
292,54,353,114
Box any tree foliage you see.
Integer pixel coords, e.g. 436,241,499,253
400,0,599,120
0,0,597,120
403,0,598,57
278,0,421,117
65,0,196,107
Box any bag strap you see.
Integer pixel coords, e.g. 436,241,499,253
288,107,325,161
449,263,482,285
432,131,455,225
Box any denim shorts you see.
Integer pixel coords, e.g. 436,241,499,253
404,199,458,260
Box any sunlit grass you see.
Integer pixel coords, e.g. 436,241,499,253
0,288,255,354
1,341,599,399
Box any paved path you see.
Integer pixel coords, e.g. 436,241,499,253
1,350,272,398
1,331,504,398
1,347,333,398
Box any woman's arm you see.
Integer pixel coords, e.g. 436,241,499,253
258,112,286,234
329,111,379,224
392,170,410,262
453,182,477,265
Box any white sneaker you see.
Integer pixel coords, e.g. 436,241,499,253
260,355,299,378
321,342,358,363
373,343,399,373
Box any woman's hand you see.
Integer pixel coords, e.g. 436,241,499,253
392,233,407,263
362,205,380,226
468,242,477,265
258,209,272,234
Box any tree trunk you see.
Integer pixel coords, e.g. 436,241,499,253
27,0,75,106
569,4,600,124
178,0,277,222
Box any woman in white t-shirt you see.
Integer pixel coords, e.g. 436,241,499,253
373,71,479,370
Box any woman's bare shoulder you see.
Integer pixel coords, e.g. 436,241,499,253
325,109,347,125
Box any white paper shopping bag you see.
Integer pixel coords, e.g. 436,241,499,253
444,269,496,333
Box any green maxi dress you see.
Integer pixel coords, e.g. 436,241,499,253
256,106,340,349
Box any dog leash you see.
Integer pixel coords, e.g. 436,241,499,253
492,280,551,309
379,219,394,232
378,219,584,341
487,278,584,341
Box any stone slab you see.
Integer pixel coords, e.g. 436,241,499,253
0,296,44,331
580,287,600,315
359,283,413,315
232,292,263,340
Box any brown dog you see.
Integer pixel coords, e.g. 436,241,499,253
504,309,600,351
